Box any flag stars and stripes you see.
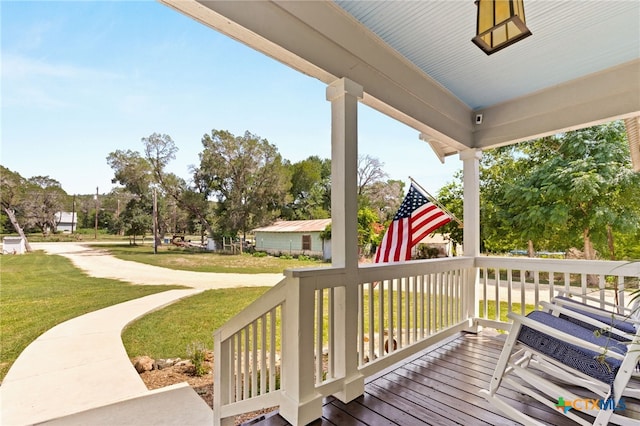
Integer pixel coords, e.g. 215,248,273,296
375,183,452,263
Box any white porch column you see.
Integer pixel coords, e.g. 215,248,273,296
326,78,364,403
460,149,482,256
326,78,362,270
460,149,482,327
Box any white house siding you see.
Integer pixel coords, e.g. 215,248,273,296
54,212,77,233
254,231,324,257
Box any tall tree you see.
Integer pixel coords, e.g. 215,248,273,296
106,150,153,195
142,133,215,237
357,155,388,196
22,176,67,236
365,179,404,223
504,122,639,260
284,156,331,220
0,166,32,251
196,130,290,238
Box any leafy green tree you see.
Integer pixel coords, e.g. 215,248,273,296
0,166,32,251
366,179,404,223
119,197,152,244
284,156,331,220
436,176,464,250
196,130,290,239
503,122,639,259
437,121,639,259
22,176,67,236
106,150,152,195
357,207,379,256
479,145,536,253
142,133,215,237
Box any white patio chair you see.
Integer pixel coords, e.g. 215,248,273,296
549,290,640,335
480,308,640,425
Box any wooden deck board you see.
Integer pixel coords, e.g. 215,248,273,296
244,331,639,425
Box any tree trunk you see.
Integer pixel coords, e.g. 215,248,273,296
583,228,596,260
606,224,616,260
527,240,535,257
3,207,32,252
583,228,598,286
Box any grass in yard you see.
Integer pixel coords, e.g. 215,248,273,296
0,252,184,381
100,244,329,274
122,287,270,358
480,300,536,323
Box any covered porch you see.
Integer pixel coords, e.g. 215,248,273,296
251,330,640,426
158,1,640,424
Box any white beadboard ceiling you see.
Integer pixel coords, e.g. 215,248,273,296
161,0,640,167
334,0,640,110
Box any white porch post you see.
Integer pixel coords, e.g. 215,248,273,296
326,78,365,402
326,78,361,270
460,149,482,326
279,278,323,425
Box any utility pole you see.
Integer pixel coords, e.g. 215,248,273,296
94,187,99,240
71,195,76,234
153,187,158,254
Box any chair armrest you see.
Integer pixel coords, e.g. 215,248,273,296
540,301,635,340
552,294,640,325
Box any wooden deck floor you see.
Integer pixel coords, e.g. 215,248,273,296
247,331,640,425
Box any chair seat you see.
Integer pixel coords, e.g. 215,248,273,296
517,311,627,387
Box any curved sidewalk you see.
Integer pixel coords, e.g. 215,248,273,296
31,242,283,289
0,289,209,425
1,243,286,425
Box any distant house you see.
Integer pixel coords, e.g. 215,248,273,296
413,233,458,258
253,219,331,259
54,211,77,233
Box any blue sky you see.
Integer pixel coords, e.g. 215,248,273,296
2,1,461,196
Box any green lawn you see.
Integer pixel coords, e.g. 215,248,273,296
122,287,270,359
1,245,542,383
100,244,329,273
0,252,184,381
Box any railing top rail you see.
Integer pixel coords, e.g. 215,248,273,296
214,277,289,342
358,257,474,282
475,256,640,276
285,266,346,278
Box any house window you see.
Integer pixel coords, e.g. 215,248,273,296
302,235,311,251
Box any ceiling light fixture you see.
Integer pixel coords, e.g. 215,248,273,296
472,0,532,55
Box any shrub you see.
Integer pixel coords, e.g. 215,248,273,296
252,251,268,257
186,341,209,377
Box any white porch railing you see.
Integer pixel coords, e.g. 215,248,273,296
213,257,639,425
475,257,640,331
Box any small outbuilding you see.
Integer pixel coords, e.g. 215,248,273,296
253,219,331,259
55,211,77,233
3,237,26,255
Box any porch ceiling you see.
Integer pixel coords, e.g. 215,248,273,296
160,0,640,166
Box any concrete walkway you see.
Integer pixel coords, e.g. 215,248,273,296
31,242,283,289
1,243,286,425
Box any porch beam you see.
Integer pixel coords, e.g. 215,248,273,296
472,59,640,149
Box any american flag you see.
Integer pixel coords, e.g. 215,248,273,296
374,183,452,263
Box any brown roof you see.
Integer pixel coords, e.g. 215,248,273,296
252,219,331,233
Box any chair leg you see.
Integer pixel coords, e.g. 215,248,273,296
484,321,523,397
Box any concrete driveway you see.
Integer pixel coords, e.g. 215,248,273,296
31,242,283,289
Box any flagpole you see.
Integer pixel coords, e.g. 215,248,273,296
409,176,464,228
